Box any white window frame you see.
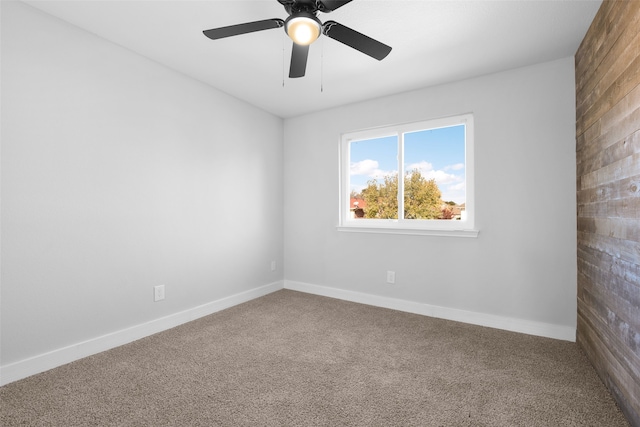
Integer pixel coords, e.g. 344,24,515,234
338,113,477,237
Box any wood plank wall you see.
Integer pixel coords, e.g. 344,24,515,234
575,1,640,425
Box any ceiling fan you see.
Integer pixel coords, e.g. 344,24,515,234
203,0,392,78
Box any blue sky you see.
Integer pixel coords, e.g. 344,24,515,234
349,125,466,204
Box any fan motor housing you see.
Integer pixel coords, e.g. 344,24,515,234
282,0,319,16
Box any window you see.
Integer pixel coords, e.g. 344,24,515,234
338,114,476,237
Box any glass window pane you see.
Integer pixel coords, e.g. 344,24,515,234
403,125,465,220
349,135,399,219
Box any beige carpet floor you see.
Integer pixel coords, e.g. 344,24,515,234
0,289,630,426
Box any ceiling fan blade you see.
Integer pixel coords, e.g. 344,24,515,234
317,0,354,12
289,43,309,78
203,19,284,40
323,20,391,60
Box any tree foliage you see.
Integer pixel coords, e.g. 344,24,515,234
404,170,442,219
361,170,442,219
361,174,398,219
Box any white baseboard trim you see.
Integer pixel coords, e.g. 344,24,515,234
0,281,284,386
2,280,576,386
284,280,576,342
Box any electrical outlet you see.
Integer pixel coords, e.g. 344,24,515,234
271,260,276,271
154,285,165,302
386,271,396,284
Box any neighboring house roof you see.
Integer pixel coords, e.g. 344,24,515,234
450,206,463,215
350,198,367,210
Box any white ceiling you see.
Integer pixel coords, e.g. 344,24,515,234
22,0,602,118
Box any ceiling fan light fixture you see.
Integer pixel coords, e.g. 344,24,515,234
203,0,392,79
285,13,321,46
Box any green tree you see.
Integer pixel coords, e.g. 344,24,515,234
361,170,442,219
362,174,398,219
404,170,442,219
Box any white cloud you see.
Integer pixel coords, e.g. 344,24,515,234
406,161,434,174
350,183,366,194
441,182,466,204
448,182,466,191
424,170,460,185
445,163,465,171
350,159,379,176
350,159,394,179
406,161,461,185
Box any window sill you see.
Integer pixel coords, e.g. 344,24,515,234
336,226,479,238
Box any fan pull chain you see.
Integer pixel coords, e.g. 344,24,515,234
320,37,324,93
282,34,286,87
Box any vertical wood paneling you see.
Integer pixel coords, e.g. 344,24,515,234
576,1,640,426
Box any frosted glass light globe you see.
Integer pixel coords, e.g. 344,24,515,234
286,16,321,46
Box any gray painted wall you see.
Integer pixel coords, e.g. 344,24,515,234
2,0,577,375
1,1,284,365
283,57,577,330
